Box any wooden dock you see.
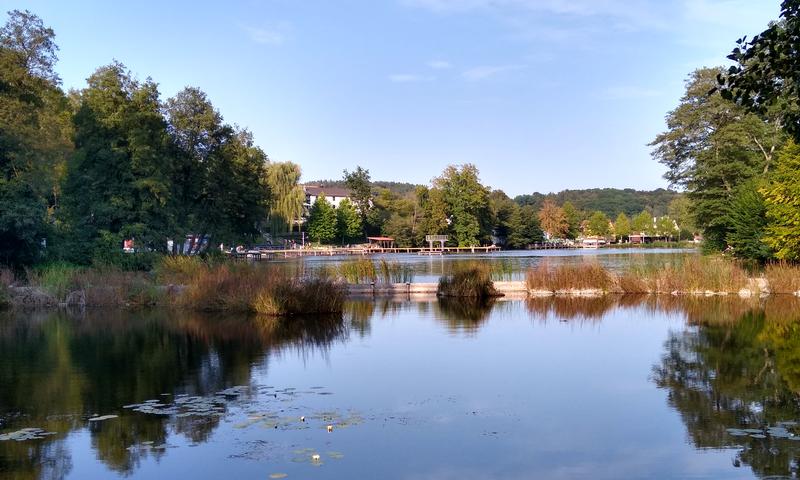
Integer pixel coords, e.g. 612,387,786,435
229,245,501,260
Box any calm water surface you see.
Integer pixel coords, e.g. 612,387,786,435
2,295,800,479
280,247,696,281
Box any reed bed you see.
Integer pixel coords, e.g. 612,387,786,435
526,256,752,295
437,262,500,298
764,262,800,294
24,262,163,306
526,261,615,293
336,258,414,284
179,263,345,315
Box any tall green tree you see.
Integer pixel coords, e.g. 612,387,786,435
0,10,71,266
415,186,449,244
489,190,518,245
762,141,800,260
165,87,269,246
343,166,372,228
433,164,492,246
306,195,337,244
667,196,695,239
586,211,610,236
651,67,786,252
726,180,772,261
561,201,582,239
61,63,177,262
614,213,631,241
336,198,362,244
507,205,543,248
631,211,653,235
265,161,304,235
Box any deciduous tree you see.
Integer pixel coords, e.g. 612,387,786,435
307,195,337,244
537,200,568,239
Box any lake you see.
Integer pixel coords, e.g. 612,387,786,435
2,295,800,479
275,247,696,281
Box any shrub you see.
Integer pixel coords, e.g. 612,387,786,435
438,262,499,298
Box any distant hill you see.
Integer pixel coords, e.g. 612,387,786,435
514,188,679,218
305,179,421,197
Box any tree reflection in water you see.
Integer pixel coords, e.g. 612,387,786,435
651,296,800,479
5,296,800,479
0,309,347,479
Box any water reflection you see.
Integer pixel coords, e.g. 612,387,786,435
3,296,800,479
650,297,800,479
0,309,347,479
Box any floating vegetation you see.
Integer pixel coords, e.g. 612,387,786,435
123,386,249,418
0,428,57,441
727,422,800,440
88,414,118,422
327,451,345,460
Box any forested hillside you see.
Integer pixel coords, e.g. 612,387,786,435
514,189,679,218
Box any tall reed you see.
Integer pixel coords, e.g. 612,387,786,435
764,262,800,294
179,263,345,315
438,262,499,298
525,256,750,294
526,261,615,293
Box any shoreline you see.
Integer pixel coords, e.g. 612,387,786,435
4,278,798,310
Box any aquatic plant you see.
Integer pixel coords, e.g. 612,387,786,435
526,256,751,294
252,278,345,316
620,256,749,294
336,259,414,284
25,262,83,299
764,262,800,294
180,263,345,315
437,262,499,298
526,261,615,293
337,258,376,283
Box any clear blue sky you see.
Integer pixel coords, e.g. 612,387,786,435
6,0,781,196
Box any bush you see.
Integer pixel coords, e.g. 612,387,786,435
438,262,500,298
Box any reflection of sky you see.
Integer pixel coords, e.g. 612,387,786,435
8,300,755,479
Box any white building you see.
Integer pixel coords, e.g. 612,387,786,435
302,185,353,214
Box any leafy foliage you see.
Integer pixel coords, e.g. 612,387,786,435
762,141,800,260
306,195,337,244
537,199,568,239
651,67,785,253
